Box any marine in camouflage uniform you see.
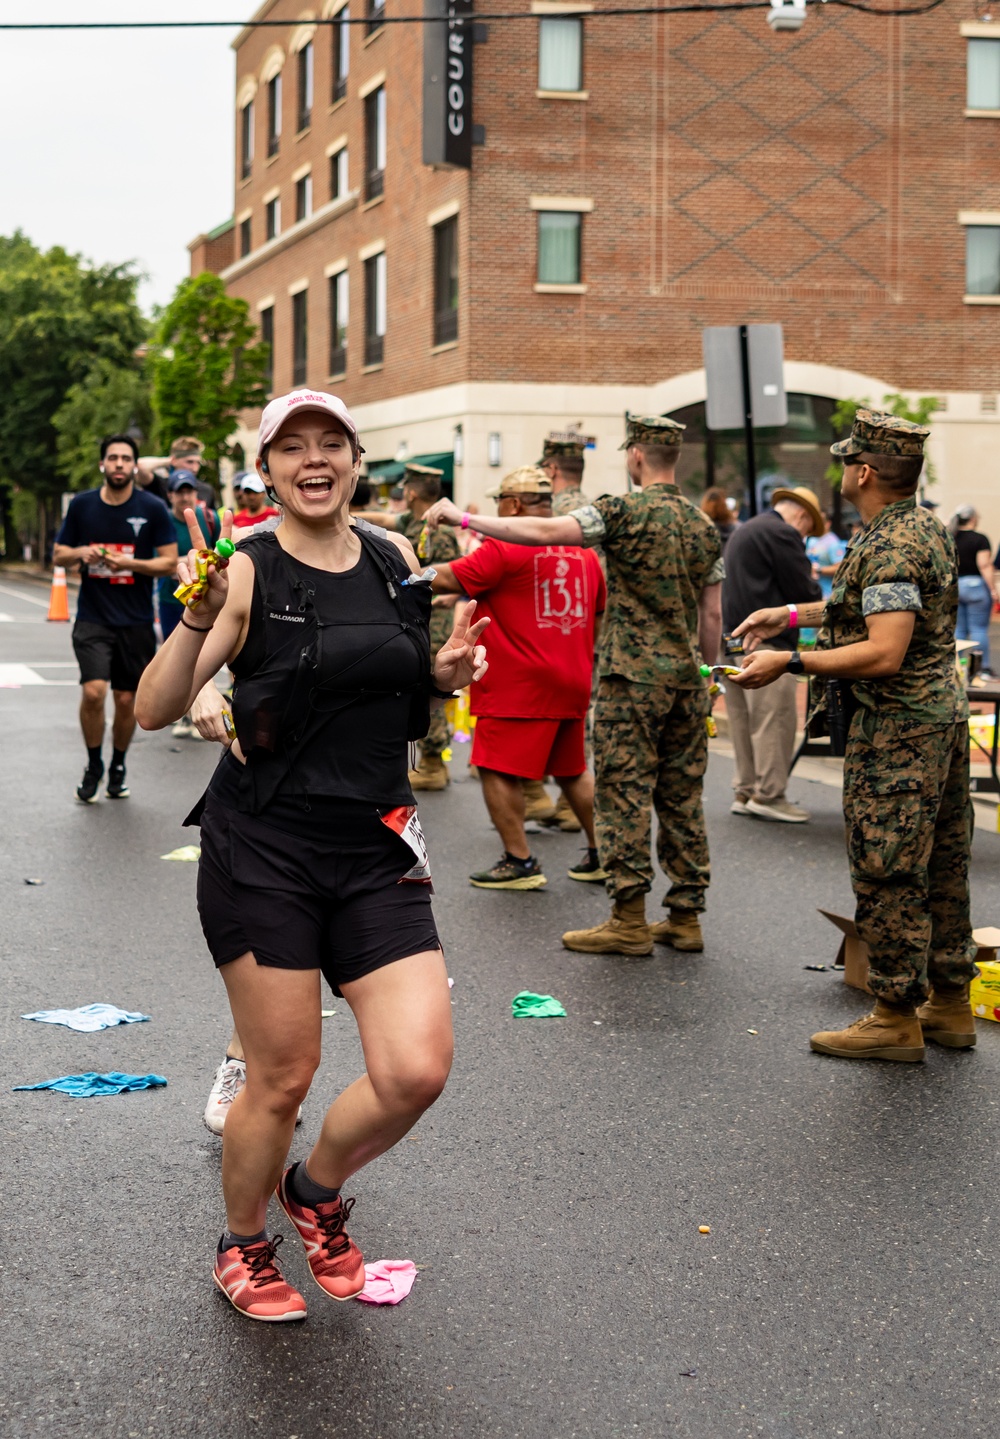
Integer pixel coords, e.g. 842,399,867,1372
538,433,589,518
734,409,977,1061
562,414,724,955
395,465,461,772
817,412,975,1054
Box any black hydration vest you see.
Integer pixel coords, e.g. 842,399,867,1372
224,528,433,816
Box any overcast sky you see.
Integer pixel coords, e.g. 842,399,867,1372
0,1,240,313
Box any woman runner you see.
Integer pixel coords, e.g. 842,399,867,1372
136,390,488,1321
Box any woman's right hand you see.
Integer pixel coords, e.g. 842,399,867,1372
177,508,233,620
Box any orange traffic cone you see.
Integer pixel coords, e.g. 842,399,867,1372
47,566,70,622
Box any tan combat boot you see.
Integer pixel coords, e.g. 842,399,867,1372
409,754,449,791
550,793,582,832
810,1001,925,1062
522,779,556,823
562,894,653,956
916,984,977,1049
649,910,704,953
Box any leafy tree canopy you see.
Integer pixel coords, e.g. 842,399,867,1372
0,231,146,500
53,358,152,492
149,273,269,477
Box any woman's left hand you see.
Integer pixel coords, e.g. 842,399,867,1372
433,599,490,690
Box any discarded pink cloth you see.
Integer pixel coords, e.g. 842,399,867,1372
354,1259,417,1305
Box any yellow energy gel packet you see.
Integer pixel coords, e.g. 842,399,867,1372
173,539,236,610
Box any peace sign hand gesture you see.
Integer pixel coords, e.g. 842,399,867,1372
433,600,490,692
175,508,234,619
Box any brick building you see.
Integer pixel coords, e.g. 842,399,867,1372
190,0,1000,525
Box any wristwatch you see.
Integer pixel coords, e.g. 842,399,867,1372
786,651,805,676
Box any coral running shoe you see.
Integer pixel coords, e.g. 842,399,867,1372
276,1166,366,1300
212,1234,307,1322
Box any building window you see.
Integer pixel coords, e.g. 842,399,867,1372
968,38,1000,109
295,173,312,223
967,226,1000,295
267,73,282,156
329,270,349,375
292,289,308,387
297,41,314,130
260,305,274,395
330,146,348,201
333,6,349,101
537,211,581,284
365,87,386,200
240,100,254,178
433,216,459,346
265,197,280,241
364,252,386,366
367,0,385,37
239,216,252,257
538,18,583,92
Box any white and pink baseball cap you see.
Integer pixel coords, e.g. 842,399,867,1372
257,389,361,455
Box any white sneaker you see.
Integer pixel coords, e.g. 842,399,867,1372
730,793,753,815
203,1057,246,1135
171,717,193,738
746,796,810,824
202,1056,304,1136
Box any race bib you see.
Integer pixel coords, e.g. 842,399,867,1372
380,805,432,885
87,543,135,584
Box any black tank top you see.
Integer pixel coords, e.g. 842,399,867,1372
208,529,431,822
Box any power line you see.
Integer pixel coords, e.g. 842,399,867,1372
0,0,952,29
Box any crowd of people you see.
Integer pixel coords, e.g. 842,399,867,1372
49,388,983,1322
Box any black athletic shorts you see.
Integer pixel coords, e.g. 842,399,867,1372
196,794,441,995
72,620,157,692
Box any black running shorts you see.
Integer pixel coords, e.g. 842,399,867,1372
196,794,441,995
72,620,157,693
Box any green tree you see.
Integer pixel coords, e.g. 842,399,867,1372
53,357,153,492
149,273,269,478
0,231,146,555
825,393,940,488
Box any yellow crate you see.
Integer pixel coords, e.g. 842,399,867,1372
971,958,1000,1023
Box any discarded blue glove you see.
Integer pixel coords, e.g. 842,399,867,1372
512,991,567,1018
13,1072,167,1097
21,1004,150,1033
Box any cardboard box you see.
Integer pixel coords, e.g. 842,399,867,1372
818,911,1000,998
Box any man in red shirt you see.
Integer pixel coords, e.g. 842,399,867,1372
432,467,606,890
232,473,281,529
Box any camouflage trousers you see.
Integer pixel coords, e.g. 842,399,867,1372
593,676,710,911
844,711,976,1007
420,632,452,760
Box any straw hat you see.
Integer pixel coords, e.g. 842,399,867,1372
770,485,824,538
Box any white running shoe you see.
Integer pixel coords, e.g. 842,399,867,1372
172,717,194,738
203,1056,303,1135
204,1057,246,1135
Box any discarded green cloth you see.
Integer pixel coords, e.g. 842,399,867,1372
161,845,201,862
512,991,567,1018
13,1071,167,1097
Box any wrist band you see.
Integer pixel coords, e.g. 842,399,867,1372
181,615,214,634
428,680,457,699
461,512,471,530
787,603,799,630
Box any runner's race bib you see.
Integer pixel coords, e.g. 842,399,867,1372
380,805,432,885
87,543,135,584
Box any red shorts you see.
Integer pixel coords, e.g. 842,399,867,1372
470,716,587,781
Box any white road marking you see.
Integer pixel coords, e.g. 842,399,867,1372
0,613,12,621
0,663,76,688
0,583,52,610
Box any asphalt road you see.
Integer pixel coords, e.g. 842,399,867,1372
2,571,1000,1439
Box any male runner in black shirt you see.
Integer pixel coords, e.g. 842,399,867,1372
54,434,177,803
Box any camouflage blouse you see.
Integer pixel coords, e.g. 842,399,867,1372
552,487,588,517
572,483,724,687
397,510,460,650
818,498,967,727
